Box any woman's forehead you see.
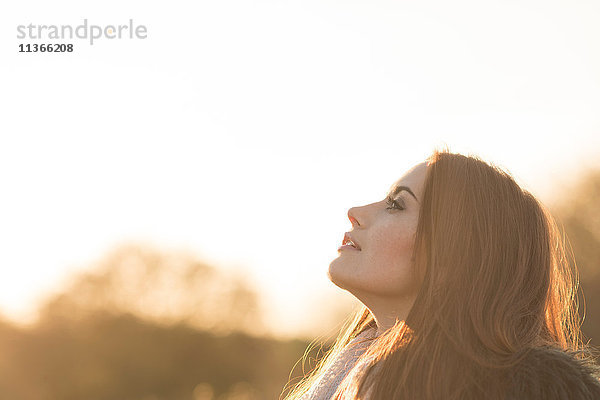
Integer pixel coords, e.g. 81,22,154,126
389,162,427,197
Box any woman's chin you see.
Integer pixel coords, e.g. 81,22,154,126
327,259,350,289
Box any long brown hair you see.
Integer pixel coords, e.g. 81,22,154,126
283,148,588,399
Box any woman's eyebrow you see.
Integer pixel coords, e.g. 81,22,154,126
389,185,419,203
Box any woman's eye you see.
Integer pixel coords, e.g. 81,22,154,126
385,196,405,211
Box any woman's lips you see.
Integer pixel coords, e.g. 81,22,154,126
338,244,360,252
339,232,361,252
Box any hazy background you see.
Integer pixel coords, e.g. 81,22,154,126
1,0,599,398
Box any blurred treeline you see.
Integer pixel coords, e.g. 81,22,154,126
0,245,322,400
0,168,598,399
551,169,600,349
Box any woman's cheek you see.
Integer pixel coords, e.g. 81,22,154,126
374,223,414,256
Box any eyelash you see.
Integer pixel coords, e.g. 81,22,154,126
385,196,405,211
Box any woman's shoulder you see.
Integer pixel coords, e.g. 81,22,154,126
503,345,600,400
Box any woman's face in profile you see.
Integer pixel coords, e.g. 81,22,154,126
328,161,427,311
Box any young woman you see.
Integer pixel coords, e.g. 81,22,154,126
284,149,600,399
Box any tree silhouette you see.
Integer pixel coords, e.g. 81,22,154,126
0,243,311,399
551,169,600,348
38,243,264,335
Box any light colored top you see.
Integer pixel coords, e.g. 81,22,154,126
300,328,377,400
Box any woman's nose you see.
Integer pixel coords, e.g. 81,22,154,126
348,207,361,228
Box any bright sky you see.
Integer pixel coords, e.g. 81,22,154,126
1,0,599,338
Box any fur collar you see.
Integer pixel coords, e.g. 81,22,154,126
504,346,600,399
